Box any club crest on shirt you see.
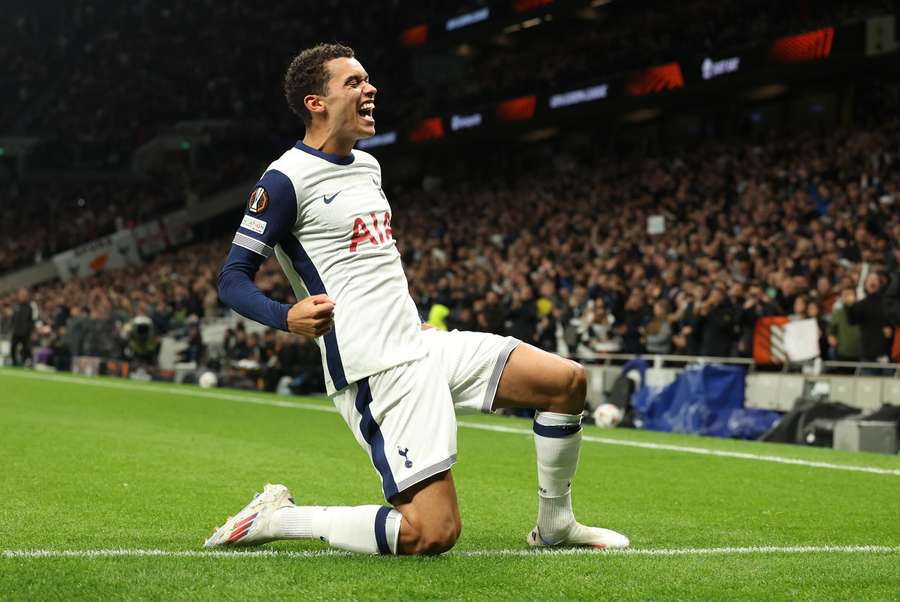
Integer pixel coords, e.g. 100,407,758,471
247,187,268,214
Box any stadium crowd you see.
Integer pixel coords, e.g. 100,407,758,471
0,235,320,391
0,178,183,273
395,113,900,364
3,109,900,384
3,0,894,272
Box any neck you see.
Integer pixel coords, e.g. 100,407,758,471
303,126,354,157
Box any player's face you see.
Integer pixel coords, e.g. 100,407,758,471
322,57,377,140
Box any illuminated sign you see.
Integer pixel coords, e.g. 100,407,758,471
514,0,553,12
701,56,740,80
357,131,397,149
450,113,483,131
400,24,428,47
408,117,445,142
549,84,608,108
626,63,685,96
769,28,834,62
446,7,490,31
496,95,537,121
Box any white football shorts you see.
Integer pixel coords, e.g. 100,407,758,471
330,329,520,501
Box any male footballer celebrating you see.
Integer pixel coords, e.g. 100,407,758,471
209,43,629,555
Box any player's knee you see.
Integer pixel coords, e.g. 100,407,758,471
553,362,586,414
412,518,461,555
546,361,586,414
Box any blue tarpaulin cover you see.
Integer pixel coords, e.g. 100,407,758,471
630,363,780,439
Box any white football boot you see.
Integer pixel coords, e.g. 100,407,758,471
527,522,630,549
204,483,294,548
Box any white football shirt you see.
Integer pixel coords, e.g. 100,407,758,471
230,141,426,394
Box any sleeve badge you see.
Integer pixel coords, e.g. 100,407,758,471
248,187,269,214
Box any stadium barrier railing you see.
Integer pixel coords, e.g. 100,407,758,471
575,353,900,413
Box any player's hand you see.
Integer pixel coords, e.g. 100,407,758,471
287,295,335,338
420,322,435,330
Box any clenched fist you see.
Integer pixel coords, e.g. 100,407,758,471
287,294,335,338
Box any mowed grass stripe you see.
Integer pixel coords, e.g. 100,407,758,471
3,368,899,476
4,545,900,559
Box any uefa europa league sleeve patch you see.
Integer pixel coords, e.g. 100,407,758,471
248,187,269,214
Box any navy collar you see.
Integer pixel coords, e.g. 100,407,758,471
294,140,355,165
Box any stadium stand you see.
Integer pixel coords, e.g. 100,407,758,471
2,0,894,270
3,105,900,384
2,1,900,400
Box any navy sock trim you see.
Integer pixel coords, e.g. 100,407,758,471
533,422,582,438
374,506,392,555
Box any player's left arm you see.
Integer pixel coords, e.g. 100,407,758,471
217,170,299,332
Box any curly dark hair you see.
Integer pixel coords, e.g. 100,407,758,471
284,43,355,127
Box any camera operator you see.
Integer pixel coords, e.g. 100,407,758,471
125,315,160,366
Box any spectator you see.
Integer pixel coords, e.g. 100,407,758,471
697,287,735,357
577,298,620,356
806,300,828,359
846,272,893,362
506,285,538,345
645,299,673,354
737,282,780,357
616,290,650,354
828,288,862,361
10,288,36,366
178,321,206,365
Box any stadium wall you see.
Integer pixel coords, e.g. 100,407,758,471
584,362,900,412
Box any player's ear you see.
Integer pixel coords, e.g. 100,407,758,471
304,94,326,117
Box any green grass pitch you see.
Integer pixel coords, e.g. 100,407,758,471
1,367,899,600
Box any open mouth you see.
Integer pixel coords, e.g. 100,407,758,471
358,102,375,124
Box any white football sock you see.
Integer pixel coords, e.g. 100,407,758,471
533,411,582,542
272,505,401,554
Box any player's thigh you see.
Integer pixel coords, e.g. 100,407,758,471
330,354,458,502
391,469,461,555
493,342,587,414
424,328,520,414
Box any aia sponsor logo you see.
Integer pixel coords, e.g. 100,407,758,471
349,212,392,253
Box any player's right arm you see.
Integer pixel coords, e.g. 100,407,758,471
217,170,334,338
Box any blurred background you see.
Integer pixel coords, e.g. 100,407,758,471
1,0,899,447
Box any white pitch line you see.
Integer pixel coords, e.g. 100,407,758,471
2,546,899,560
1,369,339,414
4,369,900,477
456,422,900,477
